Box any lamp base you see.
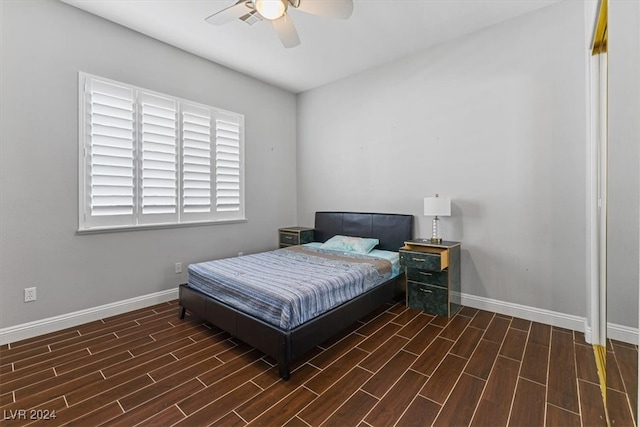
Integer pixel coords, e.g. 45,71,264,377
431,216,443,244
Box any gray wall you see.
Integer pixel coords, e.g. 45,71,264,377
608,0,640,328
0,0,297,328
297,1,589,318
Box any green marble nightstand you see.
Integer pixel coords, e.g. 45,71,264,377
399,239,461,317
278,227,314,248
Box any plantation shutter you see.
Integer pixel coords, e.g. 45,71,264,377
215,112,243,217
83,78,135,228
181,103,213,221
139,92,178,224
79,73,245,231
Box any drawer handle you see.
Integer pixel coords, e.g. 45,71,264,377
412,258,426,262
419,272,433,276
284,235,293,240
420,289,433,294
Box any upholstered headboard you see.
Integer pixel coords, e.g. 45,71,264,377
314,212,414,252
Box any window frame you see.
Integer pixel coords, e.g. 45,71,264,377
77,72,246,233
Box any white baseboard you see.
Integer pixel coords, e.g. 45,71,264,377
607,322,639,345
461,292,586,331
0,288,178,346
461,292,638,345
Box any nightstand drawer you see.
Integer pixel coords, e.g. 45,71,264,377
406,269,448,287
399,250,448,272
279,232,299,246
407,282,449,317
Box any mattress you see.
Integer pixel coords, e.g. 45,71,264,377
187,245,397,330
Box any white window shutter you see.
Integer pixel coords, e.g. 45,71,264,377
83,78,135,228
139,92,178,224
215,111,243,217
181,103,212,222
79,73,245,231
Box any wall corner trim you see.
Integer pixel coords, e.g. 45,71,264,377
0,288,178,345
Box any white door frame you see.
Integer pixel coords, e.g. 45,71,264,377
586,2,608,349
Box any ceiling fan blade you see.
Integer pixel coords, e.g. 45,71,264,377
293,0,353,19
205,0,251,25
272,13,300,48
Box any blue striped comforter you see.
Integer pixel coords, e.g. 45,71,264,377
187,245,395,330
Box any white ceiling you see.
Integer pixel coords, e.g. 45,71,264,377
60,0,560,93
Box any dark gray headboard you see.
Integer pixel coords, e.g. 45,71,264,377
314,212,414,252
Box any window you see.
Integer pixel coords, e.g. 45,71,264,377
78,73,245,231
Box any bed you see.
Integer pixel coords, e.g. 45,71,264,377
178,211,414,379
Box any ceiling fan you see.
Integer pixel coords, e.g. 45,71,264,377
205,0,354,48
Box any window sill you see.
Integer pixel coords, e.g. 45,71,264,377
76,218,248,235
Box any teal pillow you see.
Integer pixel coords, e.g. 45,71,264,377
319,235,379,254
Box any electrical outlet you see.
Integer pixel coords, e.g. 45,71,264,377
175,262,182,274
24,287,36,302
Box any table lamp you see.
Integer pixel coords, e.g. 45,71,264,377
424,194,451,243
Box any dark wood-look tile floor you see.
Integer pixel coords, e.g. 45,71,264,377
0,300,637,426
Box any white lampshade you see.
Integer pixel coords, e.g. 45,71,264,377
424,196,451,217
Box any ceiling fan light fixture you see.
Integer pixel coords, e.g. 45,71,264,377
254,0,287,20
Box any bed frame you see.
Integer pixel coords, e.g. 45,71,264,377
178,211,414,379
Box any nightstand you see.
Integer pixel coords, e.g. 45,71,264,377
399,239,461,317
278,227,314,248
